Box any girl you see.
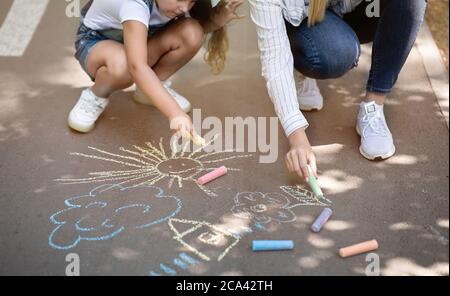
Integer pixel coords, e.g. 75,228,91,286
249,0,426,181
69,0,243,140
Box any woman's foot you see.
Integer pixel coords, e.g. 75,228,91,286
294,70,324,111
133,80,192,113
68,88,109,133
356,101,396,160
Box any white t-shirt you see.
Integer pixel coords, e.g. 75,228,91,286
83,0,171,31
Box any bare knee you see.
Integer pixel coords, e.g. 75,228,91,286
176,18,204,53
107,55,134,88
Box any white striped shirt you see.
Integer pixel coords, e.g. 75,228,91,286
249,0,362,137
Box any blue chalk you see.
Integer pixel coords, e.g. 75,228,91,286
252,240,294,251
311,208,333,233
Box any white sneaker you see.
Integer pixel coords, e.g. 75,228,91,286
356,101,396,160
68,88,109,133
294,70,324,111
133,80,192,113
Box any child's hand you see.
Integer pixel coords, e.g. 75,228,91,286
169,113,199,141
213,0,245,27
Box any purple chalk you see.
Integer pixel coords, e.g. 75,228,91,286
311,208,333,233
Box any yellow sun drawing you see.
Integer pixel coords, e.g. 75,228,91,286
55,137,251,197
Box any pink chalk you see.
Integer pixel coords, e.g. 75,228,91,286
197,166,228,185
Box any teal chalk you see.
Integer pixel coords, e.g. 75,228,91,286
252,240,294,252
308,166,324,198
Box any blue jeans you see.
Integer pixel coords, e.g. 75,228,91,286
287,0,427,94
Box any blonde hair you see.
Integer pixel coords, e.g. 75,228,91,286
204,28,229,74
308,0,328,27
190,1,230,74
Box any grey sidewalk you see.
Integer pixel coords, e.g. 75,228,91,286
0,0,448,275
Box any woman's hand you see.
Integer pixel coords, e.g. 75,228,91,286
285,128,318,182
212,0,245,27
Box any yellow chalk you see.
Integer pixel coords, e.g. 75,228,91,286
188,133,206,146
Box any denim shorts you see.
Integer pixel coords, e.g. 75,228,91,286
74,23,165,81
74,23,110,81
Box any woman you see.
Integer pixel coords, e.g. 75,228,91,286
249,0,426,181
